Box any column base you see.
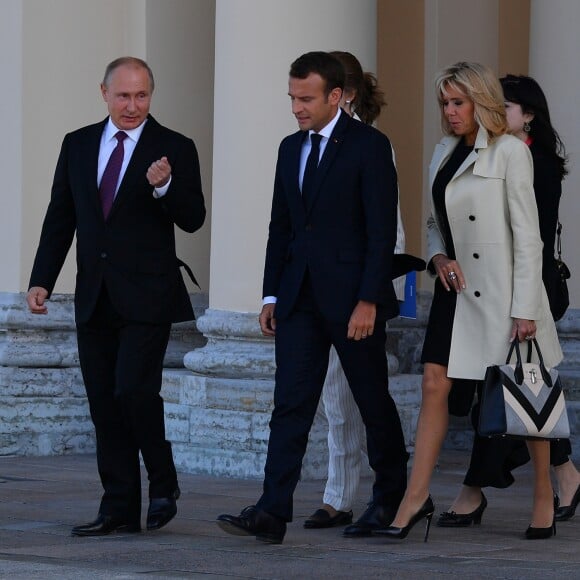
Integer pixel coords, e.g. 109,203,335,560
166,308,423,479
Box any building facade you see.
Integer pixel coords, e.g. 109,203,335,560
1,0,579,471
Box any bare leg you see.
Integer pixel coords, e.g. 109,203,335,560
527,439,554,528
553,460,580,507
390,363,452,527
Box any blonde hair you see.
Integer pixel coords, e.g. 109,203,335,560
436,61,506,139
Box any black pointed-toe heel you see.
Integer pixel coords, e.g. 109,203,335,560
437,492,488,527
374,496,435,542
525,496,557,540
525,520,556,539
555,484,580,522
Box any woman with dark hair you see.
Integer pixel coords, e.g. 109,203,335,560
439,74,579,528
304,51,408,536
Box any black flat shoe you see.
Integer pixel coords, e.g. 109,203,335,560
147,487,180,531
437,492,488,527
217,505,286,544
555,484,580,522
304,508,353,529
71,514,141,537
373,496,435,542
343,501,398,538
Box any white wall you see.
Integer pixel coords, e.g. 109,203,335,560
9,0,213,295
0,1,23,292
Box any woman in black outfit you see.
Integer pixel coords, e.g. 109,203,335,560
440,74,580,526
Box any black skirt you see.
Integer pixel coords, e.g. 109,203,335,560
420,278,456,366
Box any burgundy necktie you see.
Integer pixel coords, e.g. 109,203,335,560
99,131,128,219
301,133,322,206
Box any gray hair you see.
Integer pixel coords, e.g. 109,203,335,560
102,56,155,92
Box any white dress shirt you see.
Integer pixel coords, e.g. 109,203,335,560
98,118,171,199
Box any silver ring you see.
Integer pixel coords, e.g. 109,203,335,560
525,335,533,341
448,271,457,280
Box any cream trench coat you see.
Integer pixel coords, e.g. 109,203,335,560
426,126,563,379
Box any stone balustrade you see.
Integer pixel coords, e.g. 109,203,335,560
2,289,577,477
0,291,206,457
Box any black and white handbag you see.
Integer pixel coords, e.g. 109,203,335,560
478,339,570,440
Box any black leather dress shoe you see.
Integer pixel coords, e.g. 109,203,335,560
71,514,141,537
304,508,353,529
147,487,180,531
216,505,287,544
343,502,397,537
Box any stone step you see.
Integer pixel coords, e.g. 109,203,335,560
558,369,580,400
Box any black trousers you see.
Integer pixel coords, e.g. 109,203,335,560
76,285,177,522
257,274,408,521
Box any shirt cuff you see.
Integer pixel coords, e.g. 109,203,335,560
153,176,172,198
263,296,277,305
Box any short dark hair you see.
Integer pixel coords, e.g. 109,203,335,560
103,56,155,92
289,51,345,97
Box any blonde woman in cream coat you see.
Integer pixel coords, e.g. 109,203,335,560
376,62,562,542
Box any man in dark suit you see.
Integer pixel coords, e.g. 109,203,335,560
216,52,408,544
27,57,205,536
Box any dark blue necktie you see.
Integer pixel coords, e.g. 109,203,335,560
99,131,128,219
302,133,322,206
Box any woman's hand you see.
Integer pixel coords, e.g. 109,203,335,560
511,318,537,343
432,253,466,293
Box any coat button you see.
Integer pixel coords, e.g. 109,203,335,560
474,291,481,297
469,215,476,221
305,224,313,231
100,252,107,259
473,253,480,259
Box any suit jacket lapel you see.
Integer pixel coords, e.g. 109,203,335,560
108,115,159,219
85,119,107,218
304,110,349,212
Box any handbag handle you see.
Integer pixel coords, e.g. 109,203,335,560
505,338,553,388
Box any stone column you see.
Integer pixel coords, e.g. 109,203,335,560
529,0,580,308
169,0,422,479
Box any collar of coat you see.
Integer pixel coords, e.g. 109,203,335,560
430,125,491,187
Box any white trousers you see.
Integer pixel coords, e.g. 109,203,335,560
317,346,368,511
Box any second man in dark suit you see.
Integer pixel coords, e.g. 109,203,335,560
216,51,408,544
27,57,206,536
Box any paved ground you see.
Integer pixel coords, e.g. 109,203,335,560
0,450,578,579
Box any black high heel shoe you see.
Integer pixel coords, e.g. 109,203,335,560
437,492,488,527
555,483,580,522
525,496,557,540
373,496,435,542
